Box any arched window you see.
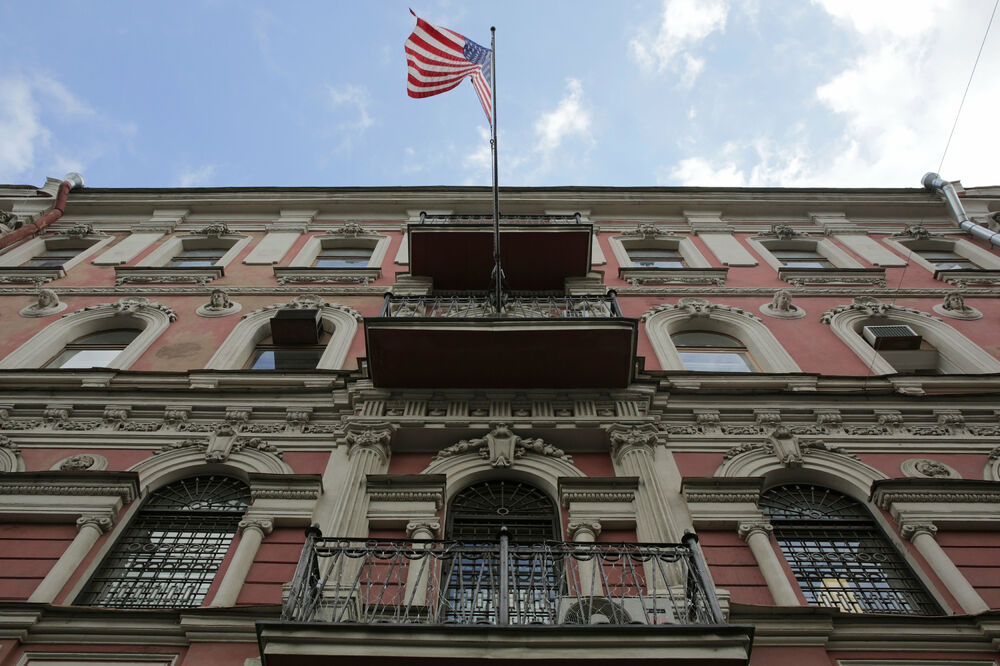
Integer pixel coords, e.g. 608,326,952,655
247,329,332,370
445,480,559,624
78,476,250,609
671,330,755,372
760,484,939,615
45,328,141,369
313,246,373,268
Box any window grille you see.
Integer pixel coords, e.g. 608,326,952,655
760,484,939,615
78,476,250,609
445,480,559,623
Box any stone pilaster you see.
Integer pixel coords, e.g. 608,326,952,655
738,521,800,606
209,517,274,607
29,513,113,603
901,521,988,615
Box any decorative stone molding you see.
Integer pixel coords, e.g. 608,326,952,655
204,294,361,370
345,422,394,462
738,521,773,541
900,521,938,541
52,454,109,472
433,424,572,468
892,224,932,241
198,222,232,237
759,289,805,319
568,520,602,540
606,423,659,463
723,442,774,461
131,439,292,488
76,514,114,533
821,296,1000,375
114,266,224,286
559,477,639,508
367,474,447,509
779,268,887,288
681,477,766,529
901,458,960,479
19,288,67,317
196,288,242,317
933,291,982,320
620,224,676,240
937,270,1000,288
642,297,801,373
405,520,441,538
871,479,1000,529
0,472,139,522
238,517,274,535
0,434,25,472
248,473,322,503
619,267,728,287
756,223,811,241
235,437,283,458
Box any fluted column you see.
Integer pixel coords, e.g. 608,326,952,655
29,514,113,603
209,517,274,607
607,425,674,543
738,521,800,606
569,520,603,598
404,520,440,608
901,521,988,615
321,424,393,538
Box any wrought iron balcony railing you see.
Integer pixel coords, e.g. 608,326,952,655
417,212,583,225
378,293,623,319
282,530,725,627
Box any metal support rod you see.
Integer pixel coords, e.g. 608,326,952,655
682,530,725,623
608,290,622,317
498,525,509,625
284,524,322,620
490,26,502,313
379,293,392,317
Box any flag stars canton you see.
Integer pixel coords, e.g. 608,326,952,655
464,39,492,82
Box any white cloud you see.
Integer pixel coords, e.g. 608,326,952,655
328,84,374,132
666,1,1000,187
176,164,217,188
630,0,727,84
534,78,592,154
0,78,49,181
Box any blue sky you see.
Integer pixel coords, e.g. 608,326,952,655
1,0,997,189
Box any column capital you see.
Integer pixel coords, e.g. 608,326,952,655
345,422,393,461
76,514,113,533
238,517,274,536
900,521,938,541
568,520,602,541
606,424,659,463
406,520,441,539
738,521,773,542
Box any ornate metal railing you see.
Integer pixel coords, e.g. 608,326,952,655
282,530,725,626
417,212,583,225
378,293,622,319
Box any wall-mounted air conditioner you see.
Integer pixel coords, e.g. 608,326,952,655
862,325,922,350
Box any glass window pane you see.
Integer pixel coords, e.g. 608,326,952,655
319,248,372,257
314,258,370,268
48,348,123,369
250,350,276,370
672,331,743,348
73,329,141,345
678,351,753,372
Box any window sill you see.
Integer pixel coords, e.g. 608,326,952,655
933,269,1000,287
114,265,224,286
618,267,727,286
273,266,382,286
0,267,66,284
778,267,886,287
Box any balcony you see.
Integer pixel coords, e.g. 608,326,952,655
364,294,637,389
256,532,753,665
407,214,592,292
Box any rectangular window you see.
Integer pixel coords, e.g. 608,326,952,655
249,348,324,370
314,247,372,268
627,248,685,268
771,249,832,269
919,250,979,271
678,351,754,372
168,248,226,267
21,248,80,268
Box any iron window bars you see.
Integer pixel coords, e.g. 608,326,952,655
379,293,622,319
78,476,251,609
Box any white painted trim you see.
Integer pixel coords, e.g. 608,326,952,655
204,301,359,370
0,235,113,270
0,301,174,370
608,235,711,269
127,449,291,489
137,234,250,268
289,234,390,268
716,448,887,499
699,233,757,266
394,233,409,264
644,302,801,373
590,234,605,265
0,445,25,472
243,231,301,265
748,237,862,271
15,652,179,666
834,234,908,267
92,232,164,266
824,306,1000,375
884,236,1000,274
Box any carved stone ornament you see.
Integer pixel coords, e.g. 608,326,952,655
0,434,20,452
641,297,762,322
155,439,208,455
606,424,659,462
738,522,773,541
196,288,242,317
901,458,960,479
933,291,982,320
0,211,27,234
242,293,362,321
238,518,274,535
759,289,805,319
66,296,178,322
892,224,931,240
620,223,675,240
20,288,67,317
900,521,938,541
76,514,113,533
197,222,231,237
758,223,809,240
568,520,602,540
722,442,774,461
327,222,368,238
820,296,928,324
234,437,283,458
53,453,109,471
434,424,572,468
406,521,441,538
345,424,393,460
53,223,96,239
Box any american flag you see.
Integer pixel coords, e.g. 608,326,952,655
404,11,493,125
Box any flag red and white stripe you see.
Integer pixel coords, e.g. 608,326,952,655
405,10,493,125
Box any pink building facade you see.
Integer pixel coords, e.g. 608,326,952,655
0,177,999,666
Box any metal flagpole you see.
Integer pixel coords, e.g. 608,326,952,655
490,26,502,314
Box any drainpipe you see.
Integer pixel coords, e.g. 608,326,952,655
0,172,85,251
921,172,1000,248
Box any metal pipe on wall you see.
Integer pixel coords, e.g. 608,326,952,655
921,172,1000,248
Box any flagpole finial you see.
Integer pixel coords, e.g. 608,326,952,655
491,26,496,32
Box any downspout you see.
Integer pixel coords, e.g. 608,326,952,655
921,172,1000,247
0,172,85,251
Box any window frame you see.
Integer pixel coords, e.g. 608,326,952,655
671,330,758,373
885,236,1000,277
44,328,143,369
